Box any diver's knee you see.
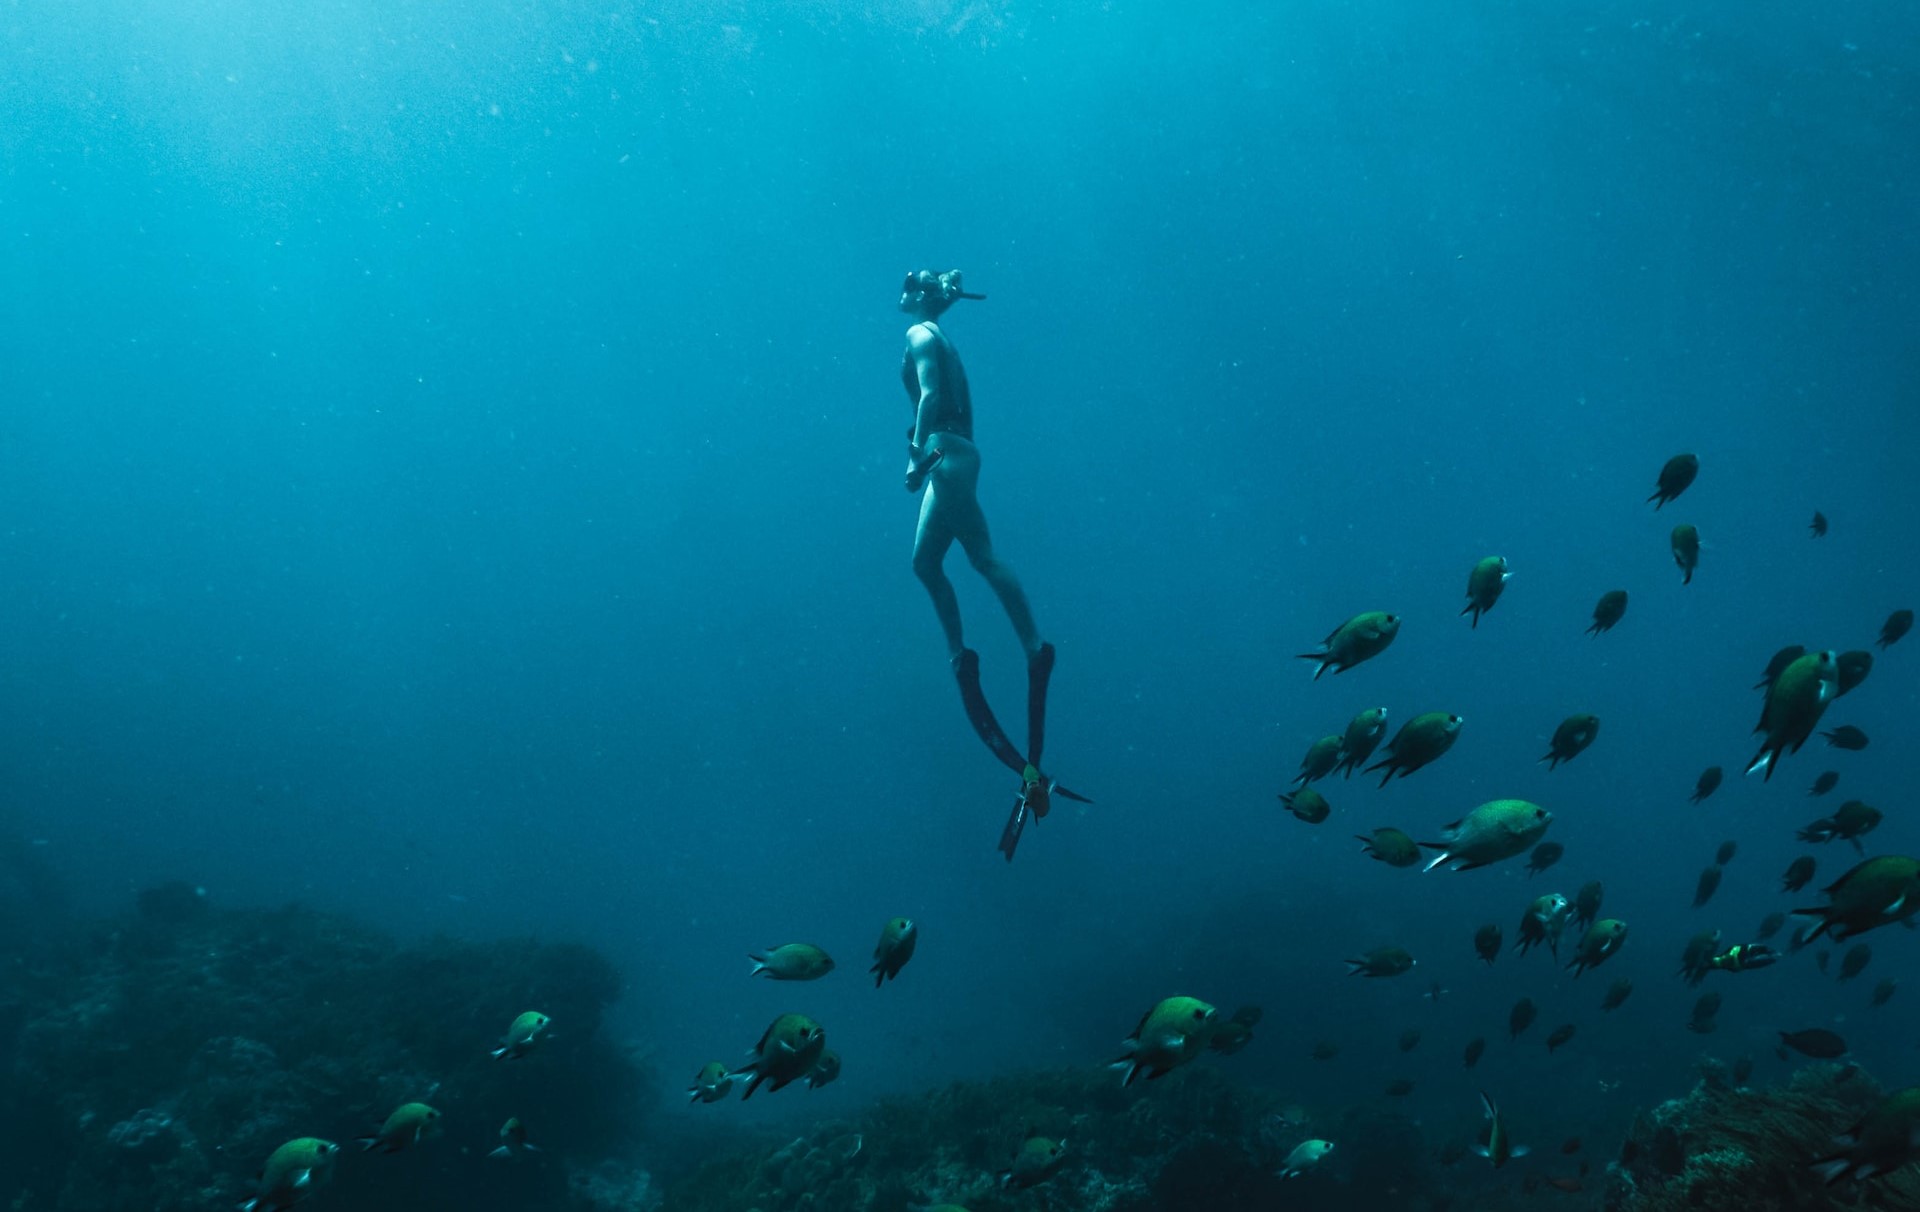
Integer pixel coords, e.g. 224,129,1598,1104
912,551,947,586
967,550,1007,578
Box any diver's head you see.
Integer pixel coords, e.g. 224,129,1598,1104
899,269,985,317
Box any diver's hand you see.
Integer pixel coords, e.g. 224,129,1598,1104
904,447,943,493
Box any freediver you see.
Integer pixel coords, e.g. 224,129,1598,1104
898,269,1087,858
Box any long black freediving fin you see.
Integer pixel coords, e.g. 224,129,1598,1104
1026,642,1055,770
953,648,1029,776
996,797,1029,862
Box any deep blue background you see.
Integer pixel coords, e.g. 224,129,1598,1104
4,0,1917,1156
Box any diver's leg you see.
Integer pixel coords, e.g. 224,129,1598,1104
950,506,1043,658
911,491,965,659
917,476,1026,774
948,498,1055,761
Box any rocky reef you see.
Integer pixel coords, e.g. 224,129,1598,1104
0,882,657,1212
660,1064,1433,1212
1604,1060,1920,1212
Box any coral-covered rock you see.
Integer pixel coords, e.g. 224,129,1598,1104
4,891,656,1212
658,1066,1350,1212
1605,1063,1920,1211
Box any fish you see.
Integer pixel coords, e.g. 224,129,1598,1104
806,1049,842,1089
688,1060,735,1104
1837,944,1872,982
1648,452,1698,508
1356,827,1423,868
1311,1040,1339,1061
1298,611,1401,679
1515,893,1572,958
1567,919,1629,978
1871,979,1896,1007
488,1116,540,1160
1364,712,1464,786
1792,853,1919,943
1587,589,1628,635
1547,1176,1584,1193
1280,1139,1336,1179
1527,842,1565,877
1689,992,1722,1033
1464,1037,1486,1068
1572,880,1603,929
1419,799,1550,872
1782,857,1817,892
1755,645,1806,691
1561,1137,1581,1155
1208,1005,1262,1054
1601,978,1633,1011
1809,510,1827,537
1462,556,1510,628
1689,766,1723,804
1385,1078,1415,1097
1280,786,1331,824
732,1013,827,1098
1835,650,1873,696
1809,771,1840,796
1333,707,1389,778
1540,715,1599,769
1756,911,1788,940
1475,1091,1530,1168
1778,1028,1849,1059
1810,1087,1920,1185
1821,725,1869,750
1879,609,1913,649
493,1011,552,1060
1346,946,1416,978
1679,929,1722,986
240,1138,341,1212
1733,1056,1753,1085
871,917,918,986
1398,1028,1421,1053
1474,923,1502,965
1693,866,1723,908
1670,523,1700,584
1111,996,1217,1085
1509,997,1538,1040
1545,1024,1576,1053
1811,801,1883,852
1748,650,1838,780
355,1102,441,1153
1294,734,1345,785
749,943,835,981
1000,1135,1068,1189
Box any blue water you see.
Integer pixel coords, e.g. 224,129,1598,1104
3,0,1917,1175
